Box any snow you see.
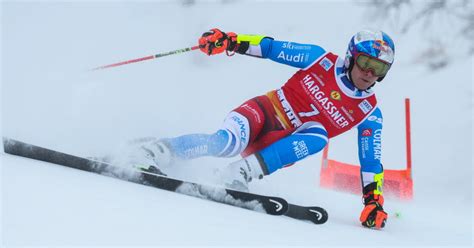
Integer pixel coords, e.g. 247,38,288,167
1,1,472,247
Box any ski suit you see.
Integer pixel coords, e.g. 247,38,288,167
165,35,384,191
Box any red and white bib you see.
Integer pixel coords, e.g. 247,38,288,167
272,52,377,138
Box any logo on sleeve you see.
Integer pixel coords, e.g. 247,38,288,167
319,57,334,71
368,115,383,124
362,128,372,136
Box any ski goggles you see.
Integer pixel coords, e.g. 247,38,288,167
354,53,391,77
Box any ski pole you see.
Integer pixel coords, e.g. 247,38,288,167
92,45,201,71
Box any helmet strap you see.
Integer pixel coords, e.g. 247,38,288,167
346,58,355,83
366,82,377,91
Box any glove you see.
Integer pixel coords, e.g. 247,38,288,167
359,182,388,229
198,28,239,56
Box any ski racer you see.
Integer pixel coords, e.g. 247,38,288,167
137,28,394,229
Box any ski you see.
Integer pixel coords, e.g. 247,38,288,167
286,204,328,225
138,165,327,224
2,137,327,224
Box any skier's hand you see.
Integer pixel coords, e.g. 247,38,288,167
198,28,238,56
360,194,387,229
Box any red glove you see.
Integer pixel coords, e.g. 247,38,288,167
198,28,238,56
360,183,388,229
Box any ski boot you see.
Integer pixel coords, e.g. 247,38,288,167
126,137,174,176
220,154,266,192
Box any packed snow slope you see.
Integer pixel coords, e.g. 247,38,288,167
1,1,472,247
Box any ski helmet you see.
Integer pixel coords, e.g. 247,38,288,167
344,30,395,82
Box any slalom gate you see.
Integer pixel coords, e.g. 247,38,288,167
319,98,413,200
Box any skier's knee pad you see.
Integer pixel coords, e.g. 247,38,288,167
207,129,235,157
209,128,243,158
216,112,251,157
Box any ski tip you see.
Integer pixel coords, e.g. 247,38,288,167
2,137,17,153
286,204,329,225
307,206,329,224
2,138,35,156
2,136,11,145
1,137,6,153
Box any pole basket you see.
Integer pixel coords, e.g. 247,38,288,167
319,98,414,200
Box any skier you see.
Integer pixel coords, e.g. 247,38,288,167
135,28,394,229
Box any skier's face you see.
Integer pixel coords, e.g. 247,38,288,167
351,65,378,90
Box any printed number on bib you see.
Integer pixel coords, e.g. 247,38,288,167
298,104,320,117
